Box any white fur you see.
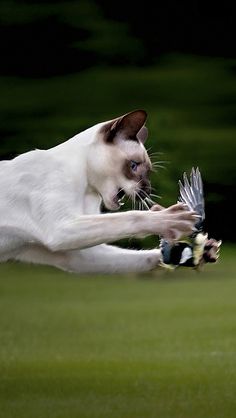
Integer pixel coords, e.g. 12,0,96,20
0,118,196,273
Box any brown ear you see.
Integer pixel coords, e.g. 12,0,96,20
104,110,147,142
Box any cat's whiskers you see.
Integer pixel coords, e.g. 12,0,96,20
134,193,137,210
152,162,166,168
135,191,150,210
148,151,164,157
115,179,158,211
131,192,135,211
139,190,156,206
150,160,168,171
150,193,161,199
148,148,168,172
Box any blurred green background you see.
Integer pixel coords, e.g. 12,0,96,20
1,2,236,418
1,0,236,241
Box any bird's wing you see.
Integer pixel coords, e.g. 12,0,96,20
178,167,205,231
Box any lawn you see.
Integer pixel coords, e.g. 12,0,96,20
0,245,235,418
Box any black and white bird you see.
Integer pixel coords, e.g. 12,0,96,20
160,167,222,269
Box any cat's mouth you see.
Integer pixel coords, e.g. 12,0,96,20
111,187,154,211
112,188,126,209
107,186,153,211
117,188,126,201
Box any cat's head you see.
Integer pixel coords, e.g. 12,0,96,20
87,110,154,211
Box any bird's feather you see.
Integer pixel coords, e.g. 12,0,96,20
178,167,205,231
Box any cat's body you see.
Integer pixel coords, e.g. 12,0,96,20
0,110,197,273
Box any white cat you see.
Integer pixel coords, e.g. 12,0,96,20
0,110,197,273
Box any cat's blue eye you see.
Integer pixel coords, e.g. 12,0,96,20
130,161,138,172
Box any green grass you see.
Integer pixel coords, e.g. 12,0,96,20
0,245,235,418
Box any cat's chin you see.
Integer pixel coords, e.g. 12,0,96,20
103,201,120,211
105,199,122,211
103,193,125,211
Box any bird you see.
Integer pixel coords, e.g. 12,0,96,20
160,167,222,269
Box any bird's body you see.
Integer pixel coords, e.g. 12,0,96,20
161,168,221,269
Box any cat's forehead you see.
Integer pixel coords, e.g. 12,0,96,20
117,139,148,161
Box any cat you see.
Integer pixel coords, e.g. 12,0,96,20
0,110,197,273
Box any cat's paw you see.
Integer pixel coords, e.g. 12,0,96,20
202,238,222,263
149,202,198,240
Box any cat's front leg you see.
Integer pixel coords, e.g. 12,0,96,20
42,203,196,252
63,244,162,274
15,243,161,273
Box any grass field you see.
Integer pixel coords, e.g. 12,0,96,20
0,245,235,418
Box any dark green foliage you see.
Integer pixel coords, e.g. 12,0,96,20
1,1,235,77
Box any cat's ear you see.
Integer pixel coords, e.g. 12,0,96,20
137,125,148,143
103,110,147,142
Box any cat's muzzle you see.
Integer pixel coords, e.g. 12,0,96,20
139,180,151,198
114,188,126,207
